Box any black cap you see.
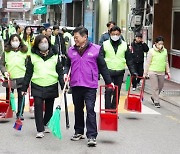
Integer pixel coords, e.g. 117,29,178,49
135,32,142,38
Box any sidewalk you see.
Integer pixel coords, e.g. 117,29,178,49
144,78,180,107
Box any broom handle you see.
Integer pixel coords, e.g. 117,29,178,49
59,68,71,106
19,96,25,117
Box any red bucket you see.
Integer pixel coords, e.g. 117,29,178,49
99,85,119,131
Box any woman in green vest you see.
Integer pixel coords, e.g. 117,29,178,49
21,26,35,55
144,36,170,108
0,34,28,120
21,35,64,138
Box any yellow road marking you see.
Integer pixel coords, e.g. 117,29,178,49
166,115,180,124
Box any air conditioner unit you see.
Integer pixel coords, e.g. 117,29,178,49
129,0,136,9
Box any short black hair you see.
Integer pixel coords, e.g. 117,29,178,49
106,21,116,27
135,32,142,38
109,26,121,33
62,27,67,33
53,25,59,31
46,27,52,31
155,36,164,43
33,34,51,52
73,27,88,37
39,27,46,33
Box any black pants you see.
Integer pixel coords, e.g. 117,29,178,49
132,62,144,88
6,88,24,117
34,96,55,132
72,86,97,139
105,75,124,109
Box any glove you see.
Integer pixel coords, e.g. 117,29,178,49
106,82,115,90
0,76,5,82
64,74,70,82
132,72,138,77
4,72,9,78
21,91,27,95
166,73,171,80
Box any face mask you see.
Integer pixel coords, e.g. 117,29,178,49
157,44,163,50
110,35,120,41
38,43,49,51
11,41,20,48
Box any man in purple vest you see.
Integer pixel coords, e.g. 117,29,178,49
64,27,113,147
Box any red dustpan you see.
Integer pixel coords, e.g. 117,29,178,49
99,85,119,131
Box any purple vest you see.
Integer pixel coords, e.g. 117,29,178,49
68,43,100,88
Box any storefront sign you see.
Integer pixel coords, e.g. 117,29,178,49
7,2,31,9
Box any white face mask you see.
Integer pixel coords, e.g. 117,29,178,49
11,41,20,48
157,44,163,50
38,43,49,51
110,35,120,41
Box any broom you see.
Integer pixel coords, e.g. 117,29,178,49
13,95,25,131
48,69,71,139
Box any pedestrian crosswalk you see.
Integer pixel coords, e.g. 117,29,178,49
0,93,161,115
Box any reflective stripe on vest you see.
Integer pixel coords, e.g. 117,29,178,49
31,54,58,87
51,35,55,45
5,51,27,79
103,40,127,70
149,48,167,72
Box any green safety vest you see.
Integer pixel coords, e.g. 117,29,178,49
5,51,27,79
51,35,55,45
103,40,127,70
149,48,167,72
31,53,59,87
8,25,16,36
20,34,34,55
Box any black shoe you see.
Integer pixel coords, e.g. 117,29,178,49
154,103,160,108
151,97,154,104
71,134,85,141
87,138,97,147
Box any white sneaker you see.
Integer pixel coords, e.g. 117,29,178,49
44,126,51,133
36,132,44,138
132,88,136,91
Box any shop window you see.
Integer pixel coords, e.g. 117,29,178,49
172,11,180,51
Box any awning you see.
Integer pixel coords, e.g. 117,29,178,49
62,0,72,3
43,0,62,5
3,8,30,12
32,6,47,15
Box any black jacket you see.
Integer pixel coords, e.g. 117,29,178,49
21,46,64,99
100,39,136,76
130,40,149,63
54,33,66,66
64,42,112,85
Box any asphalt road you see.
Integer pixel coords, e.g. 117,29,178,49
0,84,180,154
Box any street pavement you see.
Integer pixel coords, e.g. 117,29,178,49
0,81,180,154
